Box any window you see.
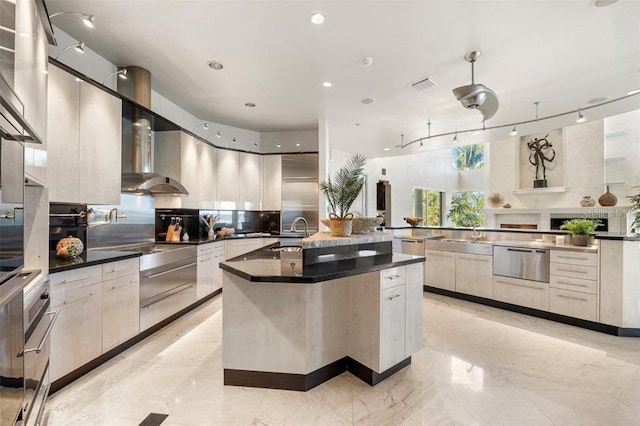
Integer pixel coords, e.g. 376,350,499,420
413,188,443,226
447,191,485,227
452,144,484,171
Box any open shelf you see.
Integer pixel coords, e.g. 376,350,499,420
605,156,626,162
513,187,570,195
604,131,626,138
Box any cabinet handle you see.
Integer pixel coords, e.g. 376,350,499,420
557,255,589,261
199,257,213,262
557,268,588,275
428,253,454,258
458,256,490,262
147,262,197,279
62,293,94,306
19,310,59,355
106,266,134,274
556,281,588,288
108,279,136,291
61,273,97,284
386,274,402,280
556,294,588,302
387,294,402,301
495,280,545,291
141,284,195,308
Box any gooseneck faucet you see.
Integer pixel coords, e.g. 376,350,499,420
290,217,310,237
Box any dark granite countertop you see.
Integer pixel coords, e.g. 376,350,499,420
383,226,568,235
220,243,424,283
155,233,299,245
594,232,640,241
49,250,142,274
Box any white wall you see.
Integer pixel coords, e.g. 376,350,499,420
604,109,640,199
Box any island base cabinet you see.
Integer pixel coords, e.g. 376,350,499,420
549,288,597,322
492,276,549,311
102,273,140,351
50,282,103,382
404,263,424,357
380,285,406,372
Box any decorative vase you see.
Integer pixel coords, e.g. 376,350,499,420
580,196,596,207
55,236,84,259
598,186,617,207
329,213,353,237
571,234,589,246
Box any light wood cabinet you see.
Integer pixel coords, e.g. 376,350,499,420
197,244,216,299
216,149,240,209
179,132,200,208
424,249,456,291
549,249,598,322
239,152,262,210
198,143,217,209
262,155,282,210
549,288,597,322
212,244,225,292
47,64,122,204
455,253,493,298
50,266,103,382
101,259,140,351
380,285,406,371
404,263,423,358
225,239,264,260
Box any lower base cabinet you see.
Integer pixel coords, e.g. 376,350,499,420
102,272,140,351
455,253,492,298
425,249,456,291
549,288,597,321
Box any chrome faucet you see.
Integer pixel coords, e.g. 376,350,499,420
471,225,483,242
290,217,310,237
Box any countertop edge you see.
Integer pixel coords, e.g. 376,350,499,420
49,251,142,274
220,255,425,283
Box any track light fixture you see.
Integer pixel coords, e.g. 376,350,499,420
233,137,236,142
510,124,518,136
576,109,587,123
190,123,208,133
452,132,458,143
216,131,221,138
54,41,84,60
102,68,127,84
49,12,95,28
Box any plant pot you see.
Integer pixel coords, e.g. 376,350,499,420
329,213,353,237
571,234,589,246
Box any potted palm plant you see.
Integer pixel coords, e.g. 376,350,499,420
627,187,640,235
559,218,601,246
320,154,367,237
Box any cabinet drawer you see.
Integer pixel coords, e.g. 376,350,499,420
551,251,597,267
102,272,139,293
550,275,597,295
550,263,597,281
492,276,549,311
102,258,139,281
550,288,597,322
380,285,406,372
381,266,406,289
198,244,216,255
50,265,102,294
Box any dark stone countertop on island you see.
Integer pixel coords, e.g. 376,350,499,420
594,232,640,241
220,242,424,283
49,250,142,274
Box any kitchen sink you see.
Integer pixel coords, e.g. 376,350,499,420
267,246,302,253
424,238,493,255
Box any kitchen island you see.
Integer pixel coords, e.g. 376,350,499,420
220,232,425,391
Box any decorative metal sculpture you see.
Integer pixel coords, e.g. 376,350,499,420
527,134,555,188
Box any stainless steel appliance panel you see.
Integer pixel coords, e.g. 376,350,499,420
0,138,24,284
139,282,196,331
493,245,550,283
140,257,197,303
400,238,425,256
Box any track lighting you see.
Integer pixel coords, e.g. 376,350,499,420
233,137,236,142
190,123,208,132
452,132,458,143
576,109,587,123
49,12,95,28
510,124,518,136
101,68,127,84
216,131,221,138
54,41,84,60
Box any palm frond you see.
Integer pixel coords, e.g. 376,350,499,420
320,154,367,218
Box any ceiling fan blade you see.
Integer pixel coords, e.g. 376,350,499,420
477,87,499,120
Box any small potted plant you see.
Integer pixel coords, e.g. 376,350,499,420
559,218,601,246
627,187,640,235
320,154,366,237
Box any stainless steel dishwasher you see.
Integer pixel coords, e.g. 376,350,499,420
493,245,550,283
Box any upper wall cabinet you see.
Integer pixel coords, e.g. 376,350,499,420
262,155,281,210
47,65,122,204
239,152,261,210
216,149,239,209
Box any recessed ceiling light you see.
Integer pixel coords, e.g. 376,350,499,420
276,144,281,148
383,147,391,151
588,97,608,104
216,131,221,138
354,123,360,127
310,12,325,24
361,98,375,104
207,60,223,70
627,88,640,96
245,102,256,108
322,81,333,88
296,143,301,147
75,77,81,82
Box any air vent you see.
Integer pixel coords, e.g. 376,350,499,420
410,76,439,91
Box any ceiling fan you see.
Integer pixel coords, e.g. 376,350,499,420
452,51,499,121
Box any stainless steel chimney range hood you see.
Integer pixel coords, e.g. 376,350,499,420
118,66,188,196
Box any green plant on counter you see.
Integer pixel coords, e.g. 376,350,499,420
320,153,367,218
559,218,601,235
627,187,640,232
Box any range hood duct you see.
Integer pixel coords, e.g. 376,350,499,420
118,66,188,196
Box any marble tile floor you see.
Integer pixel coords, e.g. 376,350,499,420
44,293,640,425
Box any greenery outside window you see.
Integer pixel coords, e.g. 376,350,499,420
448,191,485,227
452,144,484,171
413,188,443,226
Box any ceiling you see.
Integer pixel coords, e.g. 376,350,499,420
47,0,640,156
